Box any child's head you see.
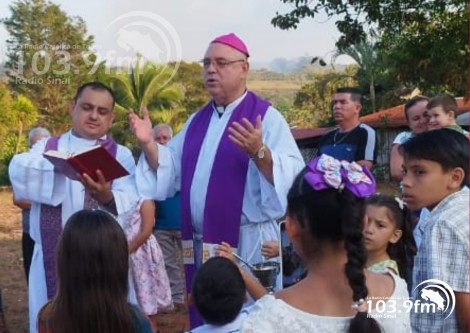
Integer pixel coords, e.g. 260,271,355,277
286,155,381,332
191,256,246,326
427,93,458,130
57,209,129,297
50,210,135,333
364,195,417,283
400,128,468,210
404,95,429,134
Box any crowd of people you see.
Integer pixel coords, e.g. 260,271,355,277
3,32,468,333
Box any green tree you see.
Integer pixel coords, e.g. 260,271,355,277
272,0,464,48
272,0,468,96
106,57,184,147
289,67,357,127
11,94,39,153
0,84,38,184
150,108,189,134
108,57,183,114
169,61,209,112
333,36,379,112
0,84,14,141
2,0,99,133
381,8,468,96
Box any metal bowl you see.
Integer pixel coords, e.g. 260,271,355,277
250,262,280,292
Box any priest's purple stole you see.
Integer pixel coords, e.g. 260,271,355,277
40,135,117,299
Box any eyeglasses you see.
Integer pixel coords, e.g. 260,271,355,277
200,58,246,69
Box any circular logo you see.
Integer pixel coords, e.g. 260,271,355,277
413,279,455,319
102,11,182,89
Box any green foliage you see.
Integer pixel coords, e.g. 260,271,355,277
333,35,380,112
0,134,25,185
289,67,358,127
169,61,209,112
381,7,468,96
10,93,39,153
0,84,14,139
0,83,37,184
272,0,464,48
107,57,183,114
273,0,468,97
150,108,189,134
2,0,100,133
106,57,184,147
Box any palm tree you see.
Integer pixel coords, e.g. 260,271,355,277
108,55,183,113
333,35,379,112
106,55,184,146
150,108,189,134
11,94,38,153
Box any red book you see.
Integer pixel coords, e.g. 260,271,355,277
43,145,129,182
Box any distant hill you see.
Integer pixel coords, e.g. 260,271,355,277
246,60,348,113
251,56,348,73
251,56,311,73
247,66,307,112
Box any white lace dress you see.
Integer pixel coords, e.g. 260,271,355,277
241,273,411,333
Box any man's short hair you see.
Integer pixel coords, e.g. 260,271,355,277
427,93,458,114
401,128,469,187
191,257,246,325
336,87,363,104
73,82,115,108
152,123,173,139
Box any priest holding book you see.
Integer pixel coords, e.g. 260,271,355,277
129,33,305,327
9,81,138,333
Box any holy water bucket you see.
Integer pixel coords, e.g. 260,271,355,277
251,262,280,292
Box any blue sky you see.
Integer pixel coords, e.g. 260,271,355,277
0,0,350,65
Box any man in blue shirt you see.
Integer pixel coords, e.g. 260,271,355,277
317,87,376,169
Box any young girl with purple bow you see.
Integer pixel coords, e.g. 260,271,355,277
241,154,411,333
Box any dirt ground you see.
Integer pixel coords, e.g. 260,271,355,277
0,190,188,333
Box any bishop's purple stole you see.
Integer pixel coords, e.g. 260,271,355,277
181,91,269,327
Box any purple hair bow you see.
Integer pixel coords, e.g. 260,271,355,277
304,154,376,197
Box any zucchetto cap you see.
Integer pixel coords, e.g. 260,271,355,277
210,33,250,57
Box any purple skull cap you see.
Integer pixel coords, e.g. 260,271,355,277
211,33,250,57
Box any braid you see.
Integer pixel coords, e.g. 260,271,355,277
340,190,368,302
392,205,417,285
340,190,383,333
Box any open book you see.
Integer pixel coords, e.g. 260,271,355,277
43,145,129,182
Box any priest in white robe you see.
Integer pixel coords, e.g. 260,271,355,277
9,82,138,333
129,33,305,328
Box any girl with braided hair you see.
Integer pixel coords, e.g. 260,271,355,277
241,155,411,333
